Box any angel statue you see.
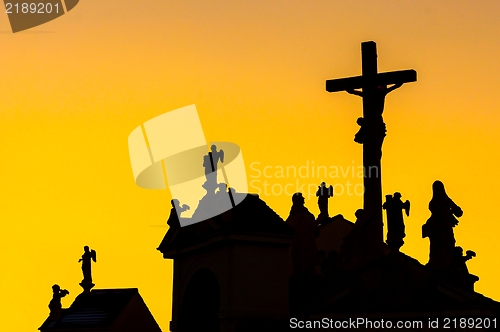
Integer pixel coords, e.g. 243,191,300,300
203,144,224,188
79,246,97,286
316,182,333,220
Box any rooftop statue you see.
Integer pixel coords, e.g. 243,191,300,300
422,181,463,270
79,245,97,293
48,284,69,321
286,193,319,275
316,182,333,221
383,192,410,251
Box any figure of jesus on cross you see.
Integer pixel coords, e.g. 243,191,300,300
348,83,402,144
326,41,416,258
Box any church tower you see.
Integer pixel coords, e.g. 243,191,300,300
158,194,294,332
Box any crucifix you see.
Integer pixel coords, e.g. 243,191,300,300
326,41,416,257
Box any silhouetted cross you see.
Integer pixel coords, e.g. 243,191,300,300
326,41,416,258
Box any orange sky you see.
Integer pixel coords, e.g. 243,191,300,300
2,1,500,330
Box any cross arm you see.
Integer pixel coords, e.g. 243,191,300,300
326,69,417,93
376,70,417,87
326,75,365,92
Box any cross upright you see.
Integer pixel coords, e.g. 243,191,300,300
326,41,416,258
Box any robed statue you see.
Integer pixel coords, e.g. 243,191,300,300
316,182,333,220
48,284,69,320
383,192,410,251
286,193,319,275
286,193,321,316
79,246,97,290
167,199,190,229
451,246,479,290
422,181,463,270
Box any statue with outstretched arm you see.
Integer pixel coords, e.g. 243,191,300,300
48,284,69,320
79,246,97,285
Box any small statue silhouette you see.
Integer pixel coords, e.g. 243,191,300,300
79,246,97,292
167,199,190,229
422,181,463,270
286,193,319,275
383,192,410,251
451,246,478,290
48,284,69,320
316,182,333,220
287,193,321,316
203,144,224,188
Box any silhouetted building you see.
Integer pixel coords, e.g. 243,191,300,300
158,193,500,332
309,253,499,330
39,288,161,332
156,40,500,331
315,214,353,255
158,193,294,332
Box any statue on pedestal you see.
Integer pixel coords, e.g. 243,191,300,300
383,192,410,251
286,193,319,275
48,284,69,321
167,199,190,229
79,246,97,293
316,182,333,221
451,246,478,290
422,181,463,270
203,144,224,190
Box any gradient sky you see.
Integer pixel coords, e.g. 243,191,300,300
2,1,500,330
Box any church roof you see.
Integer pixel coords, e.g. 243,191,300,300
222,193,294,233
39,288,161,331
158,193,294,256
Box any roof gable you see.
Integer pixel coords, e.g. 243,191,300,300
39,289,160,331
158,193,294,255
